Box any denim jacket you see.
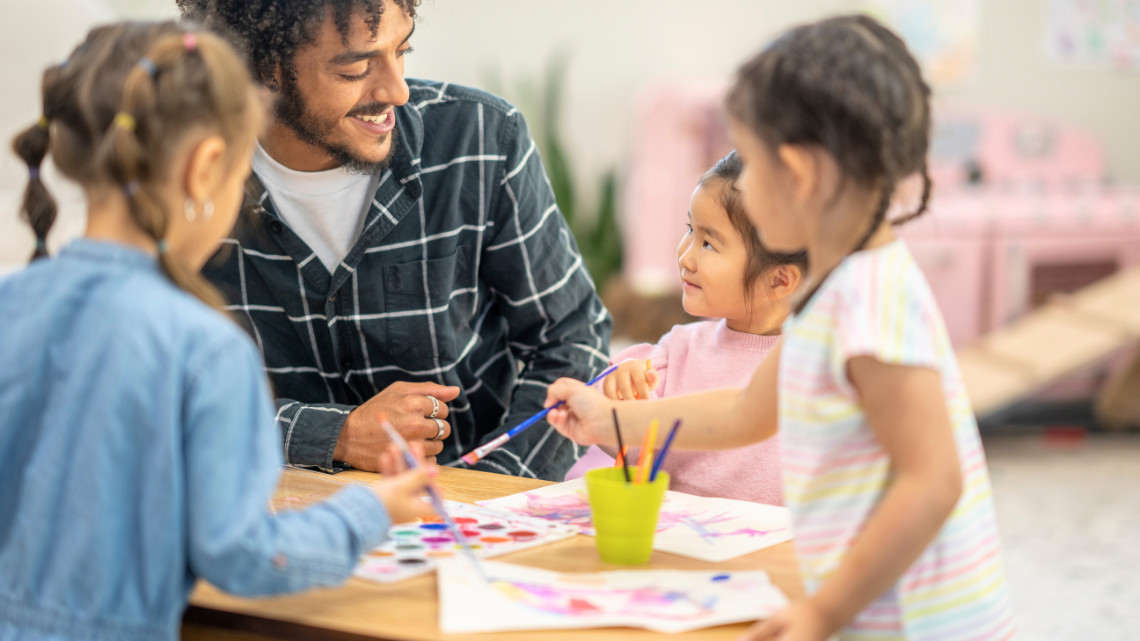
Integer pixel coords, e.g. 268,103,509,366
0,240,391,641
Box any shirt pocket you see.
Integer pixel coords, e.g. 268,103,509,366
382,245,475,366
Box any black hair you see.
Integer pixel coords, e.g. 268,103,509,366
698,150,809,313
726,14,932,311
177,0,421,89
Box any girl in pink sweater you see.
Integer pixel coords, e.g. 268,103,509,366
568,151,806,504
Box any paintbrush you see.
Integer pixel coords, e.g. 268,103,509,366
458,364,619,465
379,418,490,583
612,408,630,483
649,419,681,482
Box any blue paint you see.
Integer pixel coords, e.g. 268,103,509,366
418,523,449,531
711,574,732,582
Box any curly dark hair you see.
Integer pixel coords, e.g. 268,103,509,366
176,0,421,87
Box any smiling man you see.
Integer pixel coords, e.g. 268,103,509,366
178,0,611,480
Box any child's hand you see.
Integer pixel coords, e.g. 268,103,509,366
371,442,439,524
738,602,833,641
544,377,615,446
601,359,658,401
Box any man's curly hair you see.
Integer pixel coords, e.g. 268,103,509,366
177,0,420,87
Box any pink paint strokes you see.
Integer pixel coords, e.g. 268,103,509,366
505,490,787,545
492,580,720,621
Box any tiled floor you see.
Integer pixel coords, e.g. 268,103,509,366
983,431,1140,640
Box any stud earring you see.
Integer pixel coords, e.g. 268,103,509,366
202,199,214,222
184,198,197,222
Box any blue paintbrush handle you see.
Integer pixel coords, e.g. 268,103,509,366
649,419,681,482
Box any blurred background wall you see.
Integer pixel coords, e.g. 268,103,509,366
3,0,1138,275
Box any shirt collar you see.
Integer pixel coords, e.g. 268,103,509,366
58,238,160,271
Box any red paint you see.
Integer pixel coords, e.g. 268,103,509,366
507,530,537,540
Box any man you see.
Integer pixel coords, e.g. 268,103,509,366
179,0,611,480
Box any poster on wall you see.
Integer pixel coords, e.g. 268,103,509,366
862,0,981,85
1048,0,1140,70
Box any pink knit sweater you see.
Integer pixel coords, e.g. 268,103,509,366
566,320,783,505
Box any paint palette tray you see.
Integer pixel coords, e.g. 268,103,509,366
354,500,579,584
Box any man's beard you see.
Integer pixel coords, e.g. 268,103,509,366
275,73,398,176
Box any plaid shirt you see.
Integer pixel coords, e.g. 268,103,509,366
203,79,612,480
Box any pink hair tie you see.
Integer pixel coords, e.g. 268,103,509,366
184,33,198,52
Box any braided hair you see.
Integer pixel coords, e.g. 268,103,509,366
726,14,933,312
9,21,262,308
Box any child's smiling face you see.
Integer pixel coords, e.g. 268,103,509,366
676,183,763,326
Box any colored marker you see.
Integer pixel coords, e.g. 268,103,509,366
635,419,659,484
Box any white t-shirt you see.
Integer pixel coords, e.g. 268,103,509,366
251,143,376,272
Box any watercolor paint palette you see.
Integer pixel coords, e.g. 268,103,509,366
438,560,789,634
354,501,578,584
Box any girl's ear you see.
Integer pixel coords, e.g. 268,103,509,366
765,264,803,301
183,134,227,204
776,144,817,209
777,144,841,213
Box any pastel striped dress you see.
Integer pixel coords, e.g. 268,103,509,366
779,241,1016,640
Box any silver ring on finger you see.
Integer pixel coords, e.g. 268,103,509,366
427,395,440,419
432,418,446,441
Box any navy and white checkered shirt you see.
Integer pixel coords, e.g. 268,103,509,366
203,79,612,480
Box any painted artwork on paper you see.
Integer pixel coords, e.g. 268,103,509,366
354,501,577,584
438,560,788,634
478,478,792,563
1048,0,1140,70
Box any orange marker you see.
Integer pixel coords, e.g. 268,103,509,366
613,446,629,469
634,419,659,484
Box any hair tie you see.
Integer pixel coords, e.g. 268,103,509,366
184,33,198,52
124,180,140,197
156,239,169,253
36,115,49,130
138,57,158,77
28,167,41,180
36,238,47,251
114,112,137,132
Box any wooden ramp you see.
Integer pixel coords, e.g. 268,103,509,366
959,267,1140,426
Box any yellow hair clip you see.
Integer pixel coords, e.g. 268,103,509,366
113,112,137,132
36,115,49,130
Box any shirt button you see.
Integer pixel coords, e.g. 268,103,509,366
341,356,352,370
330,292,338,303
269,220,284,234
273,554,287,568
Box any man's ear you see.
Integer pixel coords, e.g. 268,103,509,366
765,263,804,301
182,134,227,205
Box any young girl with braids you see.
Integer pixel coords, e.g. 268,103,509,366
0,22,437,641
546,15,1016,641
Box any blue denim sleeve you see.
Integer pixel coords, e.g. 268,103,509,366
183,332,391,596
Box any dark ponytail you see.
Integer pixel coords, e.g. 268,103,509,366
12,116,57,261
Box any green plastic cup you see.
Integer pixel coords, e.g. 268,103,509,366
585,467,670,565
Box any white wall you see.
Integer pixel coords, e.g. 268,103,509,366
3,0,1138,271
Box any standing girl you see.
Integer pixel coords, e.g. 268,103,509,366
570,150,806,504
546,15,1015,641
0,22,435,641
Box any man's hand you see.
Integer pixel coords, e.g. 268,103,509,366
334,382,460,470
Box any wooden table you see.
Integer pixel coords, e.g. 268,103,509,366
183,467,803,640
